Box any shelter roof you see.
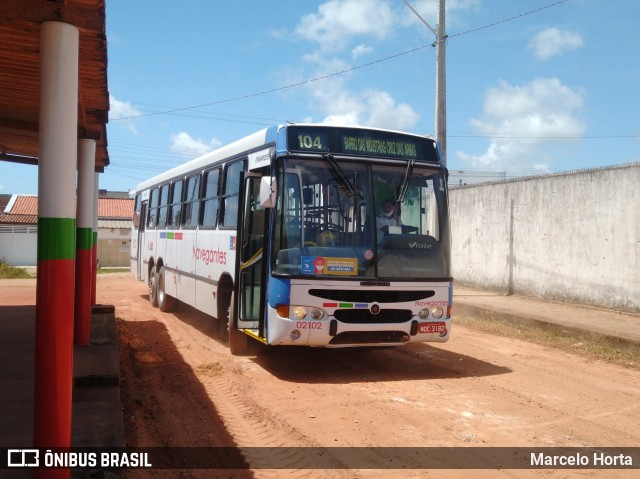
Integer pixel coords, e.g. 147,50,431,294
0,0,109,170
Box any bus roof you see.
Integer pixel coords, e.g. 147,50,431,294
130,126,274,194
130,124,439,195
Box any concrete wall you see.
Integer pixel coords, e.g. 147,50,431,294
449,162,640,313
97,227,131,267
0,225,131,268
0,225,38,266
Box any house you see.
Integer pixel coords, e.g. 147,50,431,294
0,192,134,267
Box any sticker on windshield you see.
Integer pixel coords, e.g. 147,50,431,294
302,256,358,275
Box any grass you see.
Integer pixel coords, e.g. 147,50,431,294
0,259,32,279
97,267,130,274
0,261,130,278
195,362,224,377
456,312,640,370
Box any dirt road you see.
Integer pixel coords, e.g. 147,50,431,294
96,274,639,479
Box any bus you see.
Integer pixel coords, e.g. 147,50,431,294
130,124,452,355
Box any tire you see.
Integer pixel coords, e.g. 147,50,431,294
157,266,174,312
218,309,229,341
228,292,250,356
149,268,158,307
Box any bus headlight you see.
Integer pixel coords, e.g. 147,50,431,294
418,308,430,319
292,306,307,320
290,306,326,320
431,306,444,319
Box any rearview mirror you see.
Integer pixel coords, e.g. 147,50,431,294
259,176,277,208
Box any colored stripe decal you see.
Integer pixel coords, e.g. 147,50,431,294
160,232,183,240
76,227,93,250
93,231,98,247
38,217,76,261
327,303,370,309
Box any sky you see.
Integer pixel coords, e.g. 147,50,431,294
2,0,639,195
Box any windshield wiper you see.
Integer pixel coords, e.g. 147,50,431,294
396,158,415,204
324,153,357,197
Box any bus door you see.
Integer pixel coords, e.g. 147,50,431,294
233,172,268,337
137,200,147,279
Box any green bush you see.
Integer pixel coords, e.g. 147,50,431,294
0,259,32,279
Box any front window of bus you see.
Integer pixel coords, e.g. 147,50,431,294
272,157,450,280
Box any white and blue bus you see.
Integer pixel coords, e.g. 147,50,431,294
131,124,452,354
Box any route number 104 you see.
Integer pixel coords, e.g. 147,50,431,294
298,134,324,150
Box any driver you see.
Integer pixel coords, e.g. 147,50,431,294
376,198,402,240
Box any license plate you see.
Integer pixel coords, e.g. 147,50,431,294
419,322,446,334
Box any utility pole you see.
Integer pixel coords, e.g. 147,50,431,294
403,0,447,165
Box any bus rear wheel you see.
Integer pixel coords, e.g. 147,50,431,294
228,292,250,356
149,269,158,307
157,266,174,312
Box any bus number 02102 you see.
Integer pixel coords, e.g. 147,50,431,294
296,321,323,330
297,134,324,150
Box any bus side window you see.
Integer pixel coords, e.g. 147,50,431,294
133,194,141,229
147,188,158,229
201,168,220,228
157,183,170,229
183,174,201,229
221,160,244,228
168,179,184,228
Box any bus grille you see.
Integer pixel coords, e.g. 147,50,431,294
333,309,412,323
309,289,434,303
329,331,410,345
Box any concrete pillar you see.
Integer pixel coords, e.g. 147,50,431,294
34,20,78,474
74,139,96,345
91,172,99,305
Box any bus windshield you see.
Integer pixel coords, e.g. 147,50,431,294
272,156,451,280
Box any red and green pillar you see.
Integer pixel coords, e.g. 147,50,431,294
91,172,99,305
34,21,78,477
74,139,96,345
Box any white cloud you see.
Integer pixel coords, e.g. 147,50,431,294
457,78,586,171
295,0,396,50
170,132,221,159
109,95,143,133
351,43,373,59
313,84,419,130
528,28,584,60
361,89,419,129
300,54,419,130
109,95,142,120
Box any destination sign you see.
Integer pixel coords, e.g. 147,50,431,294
287,126,436,163
342,135,418,159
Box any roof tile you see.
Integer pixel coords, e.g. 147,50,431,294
0,195,134,223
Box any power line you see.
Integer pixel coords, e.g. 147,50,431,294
112,1,569,122
112,44,432,121
448,0,568,39
449,132,640,139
